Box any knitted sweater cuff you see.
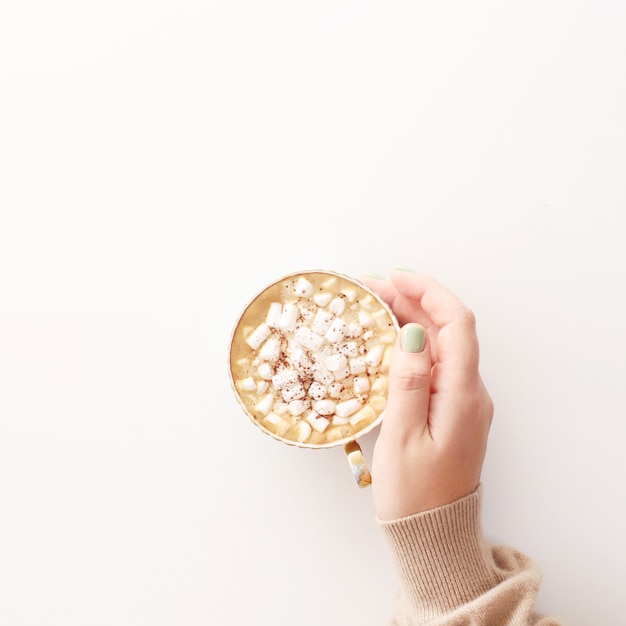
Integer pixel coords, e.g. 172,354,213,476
379,485,506,620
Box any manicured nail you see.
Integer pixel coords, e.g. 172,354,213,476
394,264,416,272
363,271,385,279
401,324,426,353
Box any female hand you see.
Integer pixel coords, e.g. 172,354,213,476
361,268,494,521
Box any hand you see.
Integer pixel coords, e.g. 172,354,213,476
361,269,494,521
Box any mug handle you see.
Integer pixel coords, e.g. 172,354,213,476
344,441,372,488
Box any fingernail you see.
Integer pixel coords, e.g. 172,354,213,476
401,324,426,353
394,264,416,272
363,271,385,279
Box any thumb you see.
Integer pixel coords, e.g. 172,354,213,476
382,323,431,435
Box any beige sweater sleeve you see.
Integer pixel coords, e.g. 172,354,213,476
379,486,564,625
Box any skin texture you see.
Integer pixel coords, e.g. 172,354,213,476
361,269,494,521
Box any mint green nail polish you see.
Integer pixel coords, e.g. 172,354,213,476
402,324,426,353
394,264,416,272
363,271,385,279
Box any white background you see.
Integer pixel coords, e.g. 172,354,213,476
1,2,625,625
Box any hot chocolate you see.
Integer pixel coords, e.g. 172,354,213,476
229,271,398,448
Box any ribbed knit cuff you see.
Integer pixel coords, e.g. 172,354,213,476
379,485,506,621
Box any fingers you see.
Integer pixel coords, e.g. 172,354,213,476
390,269,480,388
382,323,432,438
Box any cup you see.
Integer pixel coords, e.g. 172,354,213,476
228,270,398,487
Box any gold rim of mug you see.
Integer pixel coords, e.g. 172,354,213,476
227,269,399,450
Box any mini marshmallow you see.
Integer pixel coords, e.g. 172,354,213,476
341,288,357,302
332,415,350,425
305,411,330,433
358,311,374,328
372,308,391,327
246,323,271,350
338,342,358,358
333,365,350,381
259,336,281,362
311,309,334,336
325,353,347,372
294,277,314,297
272,369,299,390
266,302,282,328
279,303,298,332
325,317,348,343
329,297,346,315
364,344,384,367
290,347,314,376
371,375,388,393
313,399,336,416
308,382,327,401
352,376,370,394
335,398,361,418
294,327,324,352
281,383,306,403
327,382,344,398
255,393,274,416
299,305,315,321
288,399,310,416
313,292,333,307
349,356,366,375
293,420,312,442
349,405,375,427
313,364,335,385
239,377,257,392
257,380,269,394
263,413,290,435
257,362,274,380
345,322,363,338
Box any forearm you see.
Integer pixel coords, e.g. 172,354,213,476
380,486,563,625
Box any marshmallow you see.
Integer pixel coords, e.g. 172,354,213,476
293,420,312,442
333,365,350,381
266,302,282,328
263,413,290,435
338,342,358,358
325,353,347,372
327,382,344,398
349,356,366,375
294,326,324,352
313,292,333,307
255,393,274,416
257,380,269,394
246,323,271,350
257,362,274,380
352,376,370,394
305,411,330,433
259,336,281,362
358,311,374,328
239,377,256,392
329,297,346,315
313,364,335,385
313,399,336,416
325,318,348,343
294,277,314,297
288,399,310,416
308,382,327,401
279,303,298,332
335,398,361,418
349,405,375,427
311,309,334,335
281,383,306,402
341,288,356,302
272,369,299,390
290,347,314,376
364,344,384,367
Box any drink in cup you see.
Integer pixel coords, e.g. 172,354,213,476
228,270,398,486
